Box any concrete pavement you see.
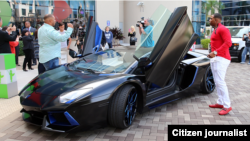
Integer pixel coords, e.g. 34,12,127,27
0,60,250,141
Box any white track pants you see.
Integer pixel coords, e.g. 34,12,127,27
210,56,231,108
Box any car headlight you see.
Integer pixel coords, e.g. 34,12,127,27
60,88,93,104
233,43,239,46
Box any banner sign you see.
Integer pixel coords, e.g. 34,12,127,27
107,20,110,26
168,125,250,140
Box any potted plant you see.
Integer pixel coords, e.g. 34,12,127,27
110,27,125,46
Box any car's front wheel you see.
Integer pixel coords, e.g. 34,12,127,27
201,66,215,94
108,85,138,129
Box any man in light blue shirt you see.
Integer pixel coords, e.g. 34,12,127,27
134,19,155,58
38,14,73,71
139,19,154,47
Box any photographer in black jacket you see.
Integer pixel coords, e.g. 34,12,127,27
76,26,85,54
0,17,17,53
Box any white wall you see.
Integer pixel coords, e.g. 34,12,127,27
96,0,192,43
96,1,120,31
123,1,192,43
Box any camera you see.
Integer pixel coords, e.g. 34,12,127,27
75,27,86,54
78,27,86,40
136,17,145,27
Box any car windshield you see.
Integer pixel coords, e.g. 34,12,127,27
67,49,136,73
133,5,172,59
228,27,249,38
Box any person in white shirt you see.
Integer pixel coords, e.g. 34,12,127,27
58,22,72,64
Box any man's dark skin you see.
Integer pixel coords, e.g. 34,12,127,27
242,32,250,41
207,15,221,58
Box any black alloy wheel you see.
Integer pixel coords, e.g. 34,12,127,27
108,85,138,129
201,66,215,94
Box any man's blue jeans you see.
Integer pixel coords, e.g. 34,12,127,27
42,57,59,71
241,47,250,63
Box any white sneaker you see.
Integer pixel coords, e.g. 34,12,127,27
240,62,245,64
248,63,250,65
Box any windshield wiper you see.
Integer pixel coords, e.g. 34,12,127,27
77,67,96,74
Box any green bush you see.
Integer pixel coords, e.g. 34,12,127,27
18,41,24,56
201,39,210,49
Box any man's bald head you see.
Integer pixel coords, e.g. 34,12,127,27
213,13,222,22
209,13,222,27
44,14,56,26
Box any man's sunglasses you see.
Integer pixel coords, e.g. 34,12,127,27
207,17,211,21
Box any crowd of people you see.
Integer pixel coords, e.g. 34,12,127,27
0,13,154,74
0,14,136,74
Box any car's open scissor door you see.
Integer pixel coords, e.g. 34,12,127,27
82,16,103,56
134,6,198,87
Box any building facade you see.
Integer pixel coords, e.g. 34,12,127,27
221,0,250,26
192,0,206,44
0,0,206,45
0,0,95,38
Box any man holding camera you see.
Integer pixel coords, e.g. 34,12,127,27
0,17,17,53
139,19,154,47
134,18,154,58
241,31,250,64
76,26,85,54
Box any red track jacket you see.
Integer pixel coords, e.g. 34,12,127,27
210,23,232,60
9,41,19,55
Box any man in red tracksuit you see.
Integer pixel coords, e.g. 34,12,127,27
207,13,232,115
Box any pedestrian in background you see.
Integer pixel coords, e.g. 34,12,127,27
241,31,250,64
0,17,17,53
25,21,37,66
58,22,72,64
22,29,34,71
38,14,73,71
0,17,2,30
128,26,136,46
2,26,19,55
104,26,113,48
207,13,232,115
33,29,46,74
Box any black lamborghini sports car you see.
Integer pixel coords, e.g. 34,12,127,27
19,6,215,132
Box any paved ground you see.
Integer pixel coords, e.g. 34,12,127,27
0,46,250,141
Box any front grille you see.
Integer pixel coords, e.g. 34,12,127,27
31,111,44,120
50,113,70,125
24,111,45,125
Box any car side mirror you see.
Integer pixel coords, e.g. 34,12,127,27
69,49,82,58
138,57,151,67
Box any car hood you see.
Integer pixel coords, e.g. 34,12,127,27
231,38,242,43
19,65,127,99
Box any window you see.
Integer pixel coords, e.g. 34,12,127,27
37,9,41,16
29,6,32,13
22,9,26,16
51,9,53,14
73,10,77,18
